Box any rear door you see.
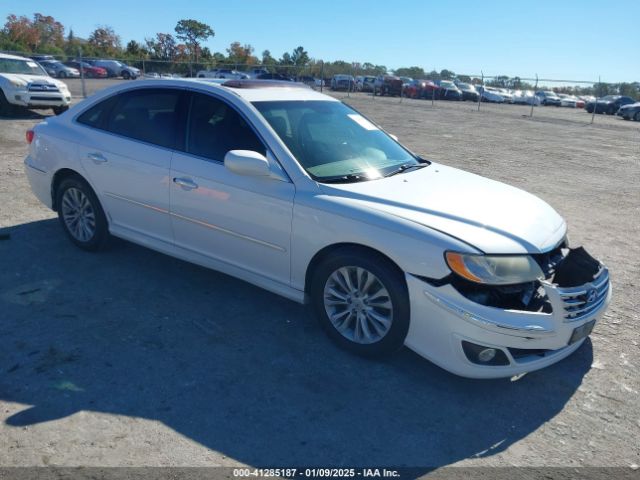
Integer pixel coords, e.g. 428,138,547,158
77,87,185,244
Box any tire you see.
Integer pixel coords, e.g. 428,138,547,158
122,71,131,80
0,90,14,116
58,71,67,78
634,112,640,122
52,106,69,115
310,247,410,357
56,176,109,251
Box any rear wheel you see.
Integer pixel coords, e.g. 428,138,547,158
56,176,109,251
122,70,131,80
310,248,410,357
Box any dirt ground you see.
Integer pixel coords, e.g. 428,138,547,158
0,79,639,472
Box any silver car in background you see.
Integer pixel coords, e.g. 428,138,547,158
38,60,80,79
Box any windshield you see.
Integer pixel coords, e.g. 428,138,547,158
441,81,455,88
0,58,47,76
253,100,420,182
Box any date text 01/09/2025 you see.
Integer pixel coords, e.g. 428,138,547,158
232,468,401,478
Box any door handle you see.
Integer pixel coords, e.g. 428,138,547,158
173,177,198,190
87,152,107,164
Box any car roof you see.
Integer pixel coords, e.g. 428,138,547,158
99,78,340,103
0,52,31,61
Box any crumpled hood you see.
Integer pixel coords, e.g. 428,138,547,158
0,73,67,89
319,162,566,254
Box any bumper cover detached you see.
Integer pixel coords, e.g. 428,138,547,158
404,248,611,378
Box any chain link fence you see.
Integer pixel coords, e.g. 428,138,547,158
3,49,638,126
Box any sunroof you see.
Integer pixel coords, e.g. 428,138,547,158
222,79,310,89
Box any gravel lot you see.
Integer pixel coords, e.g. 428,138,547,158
1,79,639,472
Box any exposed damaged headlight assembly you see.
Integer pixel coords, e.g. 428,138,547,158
445,252,544,286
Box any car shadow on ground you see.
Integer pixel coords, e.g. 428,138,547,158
0,109,51,120
0,218,593,469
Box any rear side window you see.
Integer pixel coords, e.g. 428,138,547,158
186,92,265,161
77,97,116,129
105,88,182,149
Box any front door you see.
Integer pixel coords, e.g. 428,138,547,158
169,92,294,285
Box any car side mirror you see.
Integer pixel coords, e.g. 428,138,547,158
224,150,271,177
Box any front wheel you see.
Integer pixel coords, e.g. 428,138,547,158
0,90,14,116
56,177,110,251
52,105,69,115
310,248,410,356
122,71,131,80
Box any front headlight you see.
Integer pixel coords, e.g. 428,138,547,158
9,79,27,89
445,252,544,285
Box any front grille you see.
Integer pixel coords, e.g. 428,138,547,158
557,267,609,322
28,83,60,93
29,96,63,102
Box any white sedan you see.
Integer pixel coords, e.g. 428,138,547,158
478,86,505,103
24,79,611,378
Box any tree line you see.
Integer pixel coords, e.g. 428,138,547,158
1,12,637,97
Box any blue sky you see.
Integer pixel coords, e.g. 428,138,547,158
2,0,639,82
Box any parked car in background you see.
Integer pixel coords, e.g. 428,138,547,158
403,80,438,99
617,102,640,121
38,60,80,79
373,75,403,96
296,75,318,88
579,95,595,104
24,79,611,378
497,89,514,103
198,68,236,79
357,76,376,92
399,76,413,86
558,94,581,108
436,80,462,101
456,82,479,102
257,73,293,81
30,55,55,63
0,52,71,115
585,95,636,115
64,60,108,79
331,74,356,91
513,90,541,105
535,91,561,106
246,67,269,78
477,86,505,103
89,60,140,79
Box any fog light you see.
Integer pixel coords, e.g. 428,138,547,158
478,348,497,363
461,341,510,366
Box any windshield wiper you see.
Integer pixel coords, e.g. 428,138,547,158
318,173,371,184
382,162,428,178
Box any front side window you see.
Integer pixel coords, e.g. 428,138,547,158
253,100,420,182
105,88,181,149
186,92,265,161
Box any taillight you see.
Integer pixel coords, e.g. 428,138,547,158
26,129,35,144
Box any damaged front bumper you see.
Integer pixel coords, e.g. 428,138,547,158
403,248,611,378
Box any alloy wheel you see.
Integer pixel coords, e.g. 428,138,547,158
323,266,394,344
61,187,96,242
